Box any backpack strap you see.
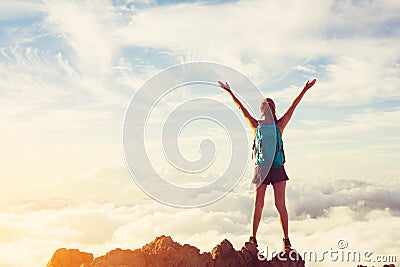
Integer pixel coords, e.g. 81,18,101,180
251,138,255,160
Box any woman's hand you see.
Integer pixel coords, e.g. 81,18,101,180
279,78,317,132
303,79,317,91
217,80,258,129
218,81,231,92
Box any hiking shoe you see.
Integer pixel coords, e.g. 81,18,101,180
249,236,258,247
283,238,291,250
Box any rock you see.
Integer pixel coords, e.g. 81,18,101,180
240,242,259,266
90,248,146,267
139,235,212,267
50,235,396,267
46,248,93,267
269,250,305,267
211,239,246,266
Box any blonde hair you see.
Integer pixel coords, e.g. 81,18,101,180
263,98,277,122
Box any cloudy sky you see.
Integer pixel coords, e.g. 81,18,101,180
1,0,399,266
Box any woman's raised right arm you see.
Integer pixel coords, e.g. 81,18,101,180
218,81,258,130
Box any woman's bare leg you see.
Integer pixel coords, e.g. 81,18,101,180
272,181,288,239
251,184,267,237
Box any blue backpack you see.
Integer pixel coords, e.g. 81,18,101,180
253,122,285,168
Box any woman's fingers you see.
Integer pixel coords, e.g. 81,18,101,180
305,78,317,89
218,80,230,90
217,80,226,88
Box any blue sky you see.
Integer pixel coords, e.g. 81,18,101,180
0,0,399,266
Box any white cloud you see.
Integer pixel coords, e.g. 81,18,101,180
291,65,316,74
112,0,400,105
311,46,400,105
1,165,399,267
290,108,400,141
43,0,118,73
117,0,331,77
0,0,44,20
2,0,398,112
1,180,399,267
328,0,400,33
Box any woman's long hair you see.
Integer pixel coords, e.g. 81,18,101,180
265,98,278,122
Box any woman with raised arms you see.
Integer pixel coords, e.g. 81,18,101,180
218,79,316,250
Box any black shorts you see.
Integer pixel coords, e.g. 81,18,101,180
262,166,289,185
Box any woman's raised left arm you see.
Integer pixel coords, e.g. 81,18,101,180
278,79,316,132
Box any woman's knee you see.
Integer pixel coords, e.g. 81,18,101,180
274,200,286,211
